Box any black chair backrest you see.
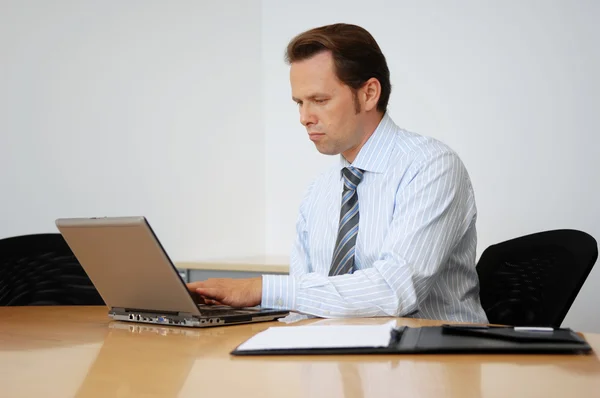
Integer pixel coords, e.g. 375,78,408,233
476,229,597,327
0,233,105,306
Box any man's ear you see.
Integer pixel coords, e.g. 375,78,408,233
361,78,381,112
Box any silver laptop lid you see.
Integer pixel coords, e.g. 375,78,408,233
55,216,200,316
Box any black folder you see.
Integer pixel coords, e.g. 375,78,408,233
230,325,593,356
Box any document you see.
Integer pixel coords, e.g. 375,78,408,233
235,320,396,352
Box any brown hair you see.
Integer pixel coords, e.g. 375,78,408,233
285,23,391,114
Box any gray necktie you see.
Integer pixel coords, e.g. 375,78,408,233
329,166,365,276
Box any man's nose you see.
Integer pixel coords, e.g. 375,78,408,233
300,105,315,126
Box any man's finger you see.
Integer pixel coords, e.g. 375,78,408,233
186,281,208,291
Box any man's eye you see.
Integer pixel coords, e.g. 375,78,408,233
315,99,327,104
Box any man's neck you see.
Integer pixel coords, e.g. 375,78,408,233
342,112,385,163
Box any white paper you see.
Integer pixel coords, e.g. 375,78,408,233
235,320,396,351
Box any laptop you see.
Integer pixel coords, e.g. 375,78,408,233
55,216,289,327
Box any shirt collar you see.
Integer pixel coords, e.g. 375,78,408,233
339,112,396,174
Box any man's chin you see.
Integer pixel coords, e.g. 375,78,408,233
313,144,340,156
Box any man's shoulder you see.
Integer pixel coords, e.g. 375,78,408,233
310,162,339,185
384,124,473,187
299,162,339,200
390,126,460,164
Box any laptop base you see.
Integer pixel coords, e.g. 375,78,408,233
109,307,288,328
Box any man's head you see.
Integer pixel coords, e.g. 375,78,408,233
286,23,391,162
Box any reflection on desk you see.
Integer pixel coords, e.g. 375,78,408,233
75,323,207,397
1,306,599,398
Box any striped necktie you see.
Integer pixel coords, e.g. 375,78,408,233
329,166,365,276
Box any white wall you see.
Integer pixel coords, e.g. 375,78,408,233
262,1,600,331
0,0,265,259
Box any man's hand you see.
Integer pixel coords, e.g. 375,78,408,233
186,277,262,308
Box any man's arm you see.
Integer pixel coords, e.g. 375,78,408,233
261,150,477,318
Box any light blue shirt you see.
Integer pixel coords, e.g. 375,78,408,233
262,113,488,323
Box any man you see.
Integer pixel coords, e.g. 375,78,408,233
188,23,488,323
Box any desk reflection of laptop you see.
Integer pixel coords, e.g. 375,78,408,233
56,216,289,327
74,323,204,398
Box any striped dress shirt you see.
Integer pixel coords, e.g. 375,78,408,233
262,113,489,323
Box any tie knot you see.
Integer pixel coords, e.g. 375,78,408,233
342,167,364,191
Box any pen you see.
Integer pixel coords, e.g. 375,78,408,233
443,324,555,332
513,327,554,332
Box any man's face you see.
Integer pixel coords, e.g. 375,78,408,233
290,51,365,158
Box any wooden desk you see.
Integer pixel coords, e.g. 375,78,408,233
2,307,599,398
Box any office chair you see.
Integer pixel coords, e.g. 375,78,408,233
0,233,105,306
476,229,598,327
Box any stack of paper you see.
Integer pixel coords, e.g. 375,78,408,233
235,320,397,352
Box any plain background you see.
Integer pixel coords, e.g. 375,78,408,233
2,1,599,331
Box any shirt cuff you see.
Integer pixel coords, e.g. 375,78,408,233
261,275,297,310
